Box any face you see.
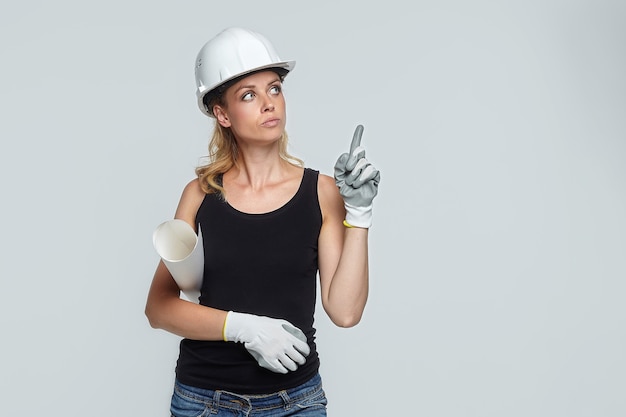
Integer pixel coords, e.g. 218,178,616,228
213,70,286,145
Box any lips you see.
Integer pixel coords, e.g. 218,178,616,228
261,118,281,127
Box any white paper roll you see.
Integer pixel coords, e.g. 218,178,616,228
152,219,204,303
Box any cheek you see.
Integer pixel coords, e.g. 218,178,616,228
231,103,261,123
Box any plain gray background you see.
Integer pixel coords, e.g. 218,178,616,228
1,1,625,415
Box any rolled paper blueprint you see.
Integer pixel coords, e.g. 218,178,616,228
153,219,204,303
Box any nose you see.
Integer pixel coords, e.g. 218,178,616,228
262,96,275,112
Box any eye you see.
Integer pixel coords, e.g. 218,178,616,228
269,85,282,95
242,91,255,101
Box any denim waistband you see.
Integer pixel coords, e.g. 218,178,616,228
173,373,324,412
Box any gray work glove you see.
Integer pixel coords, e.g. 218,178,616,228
334,125,381,228
223,311,310,374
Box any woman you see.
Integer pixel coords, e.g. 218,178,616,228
145,27,380,416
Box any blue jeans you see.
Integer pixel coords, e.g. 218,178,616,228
170,374,328,416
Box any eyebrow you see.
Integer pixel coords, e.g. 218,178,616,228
233,77,281,93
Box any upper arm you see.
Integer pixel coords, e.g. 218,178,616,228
317,174,346,306
174,178,206,231
147,179,205,305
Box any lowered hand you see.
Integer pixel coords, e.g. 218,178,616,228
223,311,311,374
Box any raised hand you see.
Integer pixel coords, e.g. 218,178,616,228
334,125,380,228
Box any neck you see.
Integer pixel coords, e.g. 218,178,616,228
230,142,291,191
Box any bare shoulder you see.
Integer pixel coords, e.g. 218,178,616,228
174,178,206,228
317,173,344,220
317,173,338,196
181,178,205,199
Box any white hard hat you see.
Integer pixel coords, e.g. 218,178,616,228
194,27,295,116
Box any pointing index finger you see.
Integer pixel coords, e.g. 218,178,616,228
349,124,364,154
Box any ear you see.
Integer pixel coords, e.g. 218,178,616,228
213,105,231,128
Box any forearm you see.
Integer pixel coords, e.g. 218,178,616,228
324,227,370,327
322,124,379,327
146,295,227,340
145,262,227,340
145,263,311,374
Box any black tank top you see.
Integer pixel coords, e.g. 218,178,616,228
175,168,322,394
